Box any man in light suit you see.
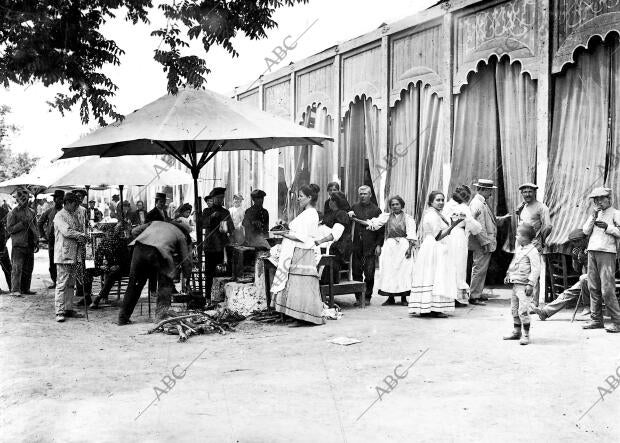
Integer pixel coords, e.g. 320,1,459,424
53,193,89,322
468,179,500,305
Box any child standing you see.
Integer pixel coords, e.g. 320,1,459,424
503,223,541,345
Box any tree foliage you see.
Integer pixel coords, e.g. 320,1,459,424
0,105,39,182
0,0,309,126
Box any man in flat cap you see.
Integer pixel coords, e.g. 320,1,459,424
533,229,591,320
514,182,552,306
516,183,552,253
582,187,620,333
203,187,234,298
146,192,170,223
6,188,39,296
38,189,65,289
243,189,270,249
468,179,499,305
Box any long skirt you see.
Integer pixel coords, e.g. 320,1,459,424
444,227,469,304
377,237,413,297
271,247,324,325
408,235,456,314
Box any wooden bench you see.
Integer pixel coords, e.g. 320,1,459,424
263,254,366,310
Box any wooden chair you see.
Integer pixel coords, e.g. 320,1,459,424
545,253,580,303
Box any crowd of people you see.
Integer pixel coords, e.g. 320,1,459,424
267,179,620,343
0,178,618,342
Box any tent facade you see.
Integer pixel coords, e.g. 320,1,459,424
198,0,620,252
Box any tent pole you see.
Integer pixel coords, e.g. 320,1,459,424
192,167,204,298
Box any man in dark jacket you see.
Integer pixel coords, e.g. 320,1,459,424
202,187,234,298
242,189,270,249
7,188,39,296
38,190,65,289
87,200,103,223
118,221,192,325
145,192,170,223
349,185,383,305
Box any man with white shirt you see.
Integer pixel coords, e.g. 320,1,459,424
468,179,499,305
581,187,620,333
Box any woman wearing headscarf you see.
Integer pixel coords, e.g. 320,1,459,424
442,185,482,305
352,195,417,306
270,184,324,325
409,191,464,318
314,191,352,284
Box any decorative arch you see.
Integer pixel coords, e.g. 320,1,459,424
295,93,332,121
390,80,442,109
455,54,537,95
341,84,382,115
390,73,443,107
553,28,620,73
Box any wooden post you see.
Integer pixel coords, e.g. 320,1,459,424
536,0,551,305
441,12,454,196
333,53,342,183
379,35,390,209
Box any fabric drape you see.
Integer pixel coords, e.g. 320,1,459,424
450,58,537,252
388,86,419,215
388,84,443,224
309,107,334,210
496,62,537,251
417,86,444,223
545,40,611,250
342,97,382,204
450,64,499,212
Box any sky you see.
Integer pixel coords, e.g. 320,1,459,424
1,0,435,162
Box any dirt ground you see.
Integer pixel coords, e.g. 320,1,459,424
1,250,619,443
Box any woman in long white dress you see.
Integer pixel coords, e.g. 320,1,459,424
270,184,324,325
442,185,482,305
352,196,417,306
409,191,464,318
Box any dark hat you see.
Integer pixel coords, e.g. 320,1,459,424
88,199,96,204
518,182,538,191
473,179,497,189
250,189,266,199
178,203,192,213
122,200,131,207
155,192,168,201
203,195,214,203
53,190,65,198
207,187,226,198
72,188,87,195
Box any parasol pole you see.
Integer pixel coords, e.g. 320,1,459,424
118,185,124,223
192,167,204,297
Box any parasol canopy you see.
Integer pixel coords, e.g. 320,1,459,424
59,88,333,159
49,156,193,188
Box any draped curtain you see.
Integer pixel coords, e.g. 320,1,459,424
450,58,537,252
341,97,382,204
309,106,334,210
388,83,443,222
545,36,619,250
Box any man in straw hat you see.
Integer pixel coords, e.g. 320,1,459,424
468,179,499,305
581,187,620,333
38,189,65,289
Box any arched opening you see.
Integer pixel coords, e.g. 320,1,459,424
277,103,334,220
387,82,443,223
450,55,538,282
341,96,382,207
545,32,620,251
